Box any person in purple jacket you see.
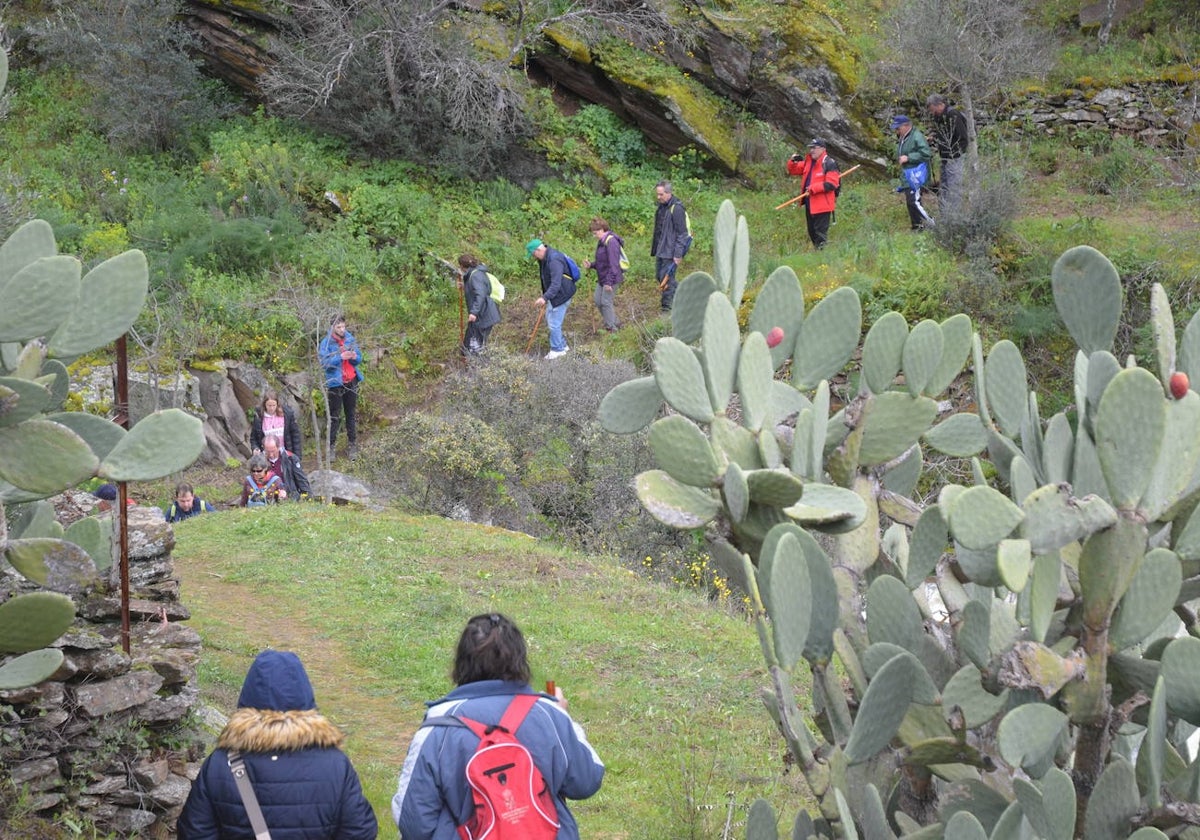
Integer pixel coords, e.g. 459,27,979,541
392,613,605,840
582,217,625,333
177,650,377,840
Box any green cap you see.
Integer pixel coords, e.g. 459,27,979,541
525,238,544,258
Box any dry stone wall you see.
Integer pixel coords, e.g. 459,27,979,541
0,499,207,837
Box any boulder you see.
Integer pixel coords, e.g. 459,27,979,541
308,469,375,507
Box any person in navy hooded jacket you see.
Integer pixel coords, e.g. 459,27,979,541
177,650,377,840
392,613,604,840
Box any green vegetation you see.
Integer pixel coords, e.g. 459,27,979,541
606,204,1200,835
169,504,801,837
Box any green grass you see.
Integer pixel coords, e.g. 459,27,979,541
170,504,812,838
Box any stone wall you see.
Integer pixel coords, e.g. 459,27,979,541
998,82,1198,146
0,499,206,837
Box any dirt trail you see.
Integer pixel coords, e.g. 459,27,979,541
174,557,416,807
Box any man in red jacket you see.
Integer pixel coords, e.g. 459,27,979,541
786,138,841,250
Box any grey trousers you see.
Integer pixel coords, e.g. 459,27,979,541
594,284,618,330
940,156,965,212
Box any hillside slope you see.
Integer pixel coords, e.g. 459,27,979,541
170,504,807,838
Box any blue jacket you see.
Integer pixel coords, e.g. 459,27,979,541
177,651,378,840
538,247,577,308
392,680,604,840
319,328,363,389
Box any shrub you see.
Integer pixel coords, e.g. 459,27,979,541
30,0,231,151
929,161,1020,258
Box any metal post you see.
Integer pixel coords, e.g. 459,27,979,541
115,335,131,655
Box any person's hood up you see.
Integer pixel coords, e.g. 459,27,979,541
237,650,317,711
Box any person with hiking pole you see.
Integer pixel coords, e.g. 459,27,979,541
651,180,690,312
785,138,841,250
526,238,577,360
392,613,605,840
457,253,501,356
582,217,625,333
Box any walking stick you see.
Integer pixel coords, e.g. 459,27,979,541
525,306,545,355
457,281,465,346
775,164,861,210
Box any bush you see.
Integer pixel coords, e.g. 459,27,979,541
30,0,231,152
361,349,686,560
930,162,1020,258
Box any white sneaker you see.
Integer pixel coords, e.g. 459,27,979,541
544,349,566,360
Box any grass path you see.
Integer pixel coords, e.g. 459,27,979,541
169,504,808,838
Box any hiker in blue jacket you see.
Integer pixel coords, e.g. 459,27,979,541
527,238,577,360
458,253,501,355
318,315,363,460
177,650,377,840
392,613,605,840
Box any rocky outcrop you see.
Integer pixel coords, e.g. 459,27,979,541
71,362,313,466
0,503,205,836
178,0,884,175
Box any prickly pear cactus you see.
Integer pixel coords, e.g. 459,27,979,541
0,50,205,691
601,200,1200,840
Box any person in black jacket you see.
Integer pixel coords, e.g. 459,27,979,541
177,650,377,840
457,253,501,355
263,436,311,499
651,180,689,312
926,94,969,212
250,390,303,458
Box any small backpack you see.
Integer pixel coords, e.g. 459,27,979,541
603,233,630,271
562,254,581,283
670,203,694,257
486,272,505,303
425,694,559,840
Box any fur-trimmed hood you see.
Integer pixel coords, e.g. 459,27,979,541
217,707,345,753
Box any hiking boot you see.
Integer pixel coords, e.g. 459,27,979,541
348,444,359,462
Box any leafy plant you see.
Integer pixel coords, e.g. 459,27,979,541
0,50,206,691
602,198,1200,838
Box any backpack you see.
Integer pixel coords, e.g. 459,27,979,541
486,272,505,303
562,254,581,283
824,157,841,197
603,233,630,271
670,203,694,257
245,475,281,507
425,694,559,840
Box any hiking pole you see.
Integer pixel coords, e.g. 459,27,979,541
774,164,861,210
458,281,465,346
525,306,545,355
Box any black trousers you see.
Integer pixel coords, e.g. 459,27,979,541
806,210,832,249
328,382,358,447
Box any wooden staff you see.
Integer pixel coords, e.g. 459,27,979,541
775,164,861,210
525,306,545,354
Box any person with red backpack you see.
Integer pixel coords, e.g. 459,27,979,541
392,613,605,840
786,138,841,249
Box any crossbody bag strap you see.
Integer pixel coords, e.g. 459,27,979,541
227,750,273,840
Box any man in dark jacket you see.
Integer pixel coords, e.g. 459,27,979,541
458,253,501,355
651,180,689,312
263,436,311,499
527,238,577,360
177,650,377,840
926,94,969,211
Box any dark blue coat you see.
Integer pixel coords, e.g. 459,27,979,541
177,651,378,840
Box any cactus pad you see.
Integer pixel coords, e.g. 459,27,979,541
649,415,720,487
861,311,907,395
636,470,720,529
0,591,76,653
651,337,714,423
598,376,663,434
748,266,805,370
0,648,65,691
669,272,719,343
792,287,861,390
1052,245,1122,355
996,703,1068,778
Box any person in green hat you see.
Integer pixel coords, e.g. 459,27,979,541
526,238,577,360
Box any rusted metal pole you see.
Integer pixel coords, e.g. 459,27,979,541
115,335,131,655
